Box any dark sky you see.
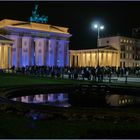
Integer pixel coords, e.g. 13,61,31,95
0,1,140,50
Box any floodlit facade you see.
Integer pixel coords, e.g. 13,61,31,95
0,19,71,68
70,36,140,67
0,35,13,69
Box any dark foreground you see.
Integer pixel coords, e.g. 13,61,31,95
1,107,140,139
1,73,140,138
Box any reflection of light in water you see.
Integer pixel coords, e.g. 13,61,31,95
11,93,71,107
106,94,136,107
125,99,128,103
106,94,120,106
122,100,125,104
118,100,121,105
128,99,131,103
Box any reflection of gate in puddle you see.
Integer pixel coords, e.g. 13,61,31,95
12,93,69,104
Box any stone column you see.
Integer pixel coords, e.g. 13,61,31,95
85,53,87,66
106,52,108,66
90,52,92,66
78,53,80,67
8,35,19,67
79,53,81,67
22,37,32,67
34,38,46,66
103,51,106,66
3,45,8,69
45,39,50,66
30,38,35,66
69,51,72,67
95,51,98,67
48,39,56,67
82,53,85,67
57,40,65,67
116,52,119,67
43,39,47,66
77,53,79,67
107,52,110,66
111,52,113,66
64,41,69,67
7,46,12,68
17,37,22,67
74,54,76,67
101,52,103,66
98,51,100,66
91,53,94,67
10,46,12,68
113,52,116,67
80,53,82,67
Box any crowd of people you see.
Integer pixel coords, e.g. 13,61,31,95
1,65,139,82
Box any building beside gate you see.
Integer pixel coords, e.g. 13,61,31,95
70,36,140,67
0,19,71,68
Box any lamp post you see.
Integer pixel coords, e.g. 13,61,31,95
92,23,104,67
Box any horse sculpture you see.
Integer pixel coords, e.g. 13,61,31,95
29,4,48,23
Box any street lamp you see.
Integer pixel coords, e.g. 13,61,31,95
92,23,104,67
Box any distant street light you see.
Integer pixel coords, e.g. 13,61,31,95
92,23,104,67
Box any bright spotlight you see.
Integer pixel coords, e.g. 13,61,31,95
100,26,104,30
94,24,98,29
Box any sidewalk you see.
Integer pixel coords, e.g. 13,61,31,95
63,74,140,84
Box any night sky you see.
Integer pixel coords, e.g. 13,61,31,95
0,1,140,50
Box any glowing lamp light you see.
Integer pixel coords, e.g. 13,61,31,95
91,21,105,67
100,25,104,30
94,24,98,29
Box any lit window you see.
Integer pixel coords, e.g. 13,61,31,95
120,39,123,43
120,53,123,59
130,40,132,43
121,45,125,51
126,53,128,59
129,54,132,59
123,62,125,67
123,53,125,59
124,39,126,42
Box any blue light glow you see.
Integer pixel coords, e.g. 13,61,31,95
32,114,38,120
12,48,16,67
